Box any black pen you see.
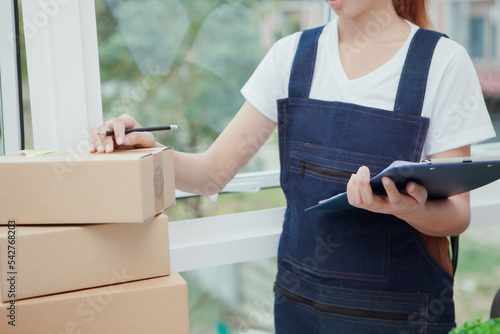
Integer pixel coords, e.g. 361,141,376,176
98,125,178,136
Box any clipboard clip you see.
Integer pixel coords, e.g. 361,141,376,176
462,157,473,163
425,156,474,164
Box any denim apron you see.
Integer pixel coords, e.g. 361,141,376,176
275,26,456,333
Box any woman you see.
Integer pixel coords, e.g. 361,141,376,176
90,0,496,332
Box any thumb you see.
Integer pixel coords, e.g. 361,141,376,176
407,182,428,206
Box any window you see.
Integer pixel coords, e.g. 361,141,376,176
436,0,500,145
0,0,24,155
94,0,325,220
469,17,486,58
493,21,498,60
16,2,33,150
93,1,325,332
183,258,277,333
95,0,323,166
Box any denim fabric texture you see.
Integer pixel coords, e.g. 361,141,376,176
275,26,456,333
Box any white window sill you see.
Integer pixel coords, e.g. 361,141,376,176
169,207,284,272
170,179,500,273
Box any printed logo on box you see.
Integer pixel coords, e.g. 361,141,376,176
154,165,164,199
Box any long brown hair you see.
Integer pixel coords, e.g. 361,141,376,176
393,0,432,29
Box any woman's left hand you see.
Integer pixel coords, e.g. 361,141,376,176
346,165,428,217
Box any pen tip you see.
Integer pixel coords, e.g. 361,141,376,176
171,125,179,130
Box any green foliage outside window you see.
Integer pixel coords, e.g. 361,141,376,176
450,317,500,334
95,0,300,220
96,0,287,154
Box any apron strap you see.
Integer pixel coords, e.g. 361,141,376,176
288,26,325,98
394,29,445,117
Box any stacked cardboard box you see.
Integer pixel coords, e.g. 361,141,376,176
0,148,176,224
0,147,189,333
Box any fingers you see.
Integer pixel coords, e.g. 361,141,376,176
381,176,402,206
89,115,132,153
89,127,100,153
100,118,121,153
357,166,375,206
89,114,145,153
115,114,143,145
89,120,111,153
405,182,428,206
347,166,374,207
383,179,427,208
347,166,428,215
89,120,113,153
112,117,126,146
107,118,125,152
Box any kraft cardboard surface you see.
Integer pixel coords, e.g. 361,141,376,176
0,214,170,302
0,147,175,224
0,272,189,334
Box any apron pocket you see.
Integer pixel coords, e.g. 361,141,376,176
298,160,375,180
275,283,410,321
290,141,394,185
284,141,395,282
274,282,455,334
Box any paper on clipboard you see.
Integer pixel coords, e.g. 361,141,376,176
306,157,500,211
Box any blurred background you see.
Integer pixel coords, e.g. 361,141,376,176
2,0,499,333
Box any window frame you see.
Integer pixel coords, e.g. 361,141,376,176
0,0,23,155
19,0,103,151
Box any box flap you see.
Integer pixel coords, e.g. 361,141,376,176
0,147,172,163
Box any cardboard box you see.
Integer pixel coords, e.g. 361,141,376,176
0,214,170,302
0,147,175,224
0,272,189,334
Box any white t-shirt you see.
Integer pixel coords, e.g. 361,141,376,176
241,18,496,160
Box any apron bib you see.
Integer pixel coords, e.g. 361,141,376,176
275,26,456,334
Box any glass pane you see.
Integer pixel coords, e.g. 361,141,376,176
95,0,323,219
494,21,498,60
469,17,485,58
95,0,325,172
454,223,500,326
17,2,33,150
0,2,32,155
181,257,277,334
1,2,34,153
439,0,500,146
95,2,323,332
167,187,286,221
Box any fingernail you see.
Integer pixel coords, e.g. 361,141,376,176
89,143,95,152
382,177,390,186
97,145,104,153
105,144,112,153
123,136,131,145
116,136,123,145
408,183,415,193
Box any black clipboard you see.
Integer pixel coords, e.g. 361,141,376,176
306,157,500,211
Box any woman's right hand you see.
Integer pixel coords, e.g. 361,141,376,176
89,114,157,153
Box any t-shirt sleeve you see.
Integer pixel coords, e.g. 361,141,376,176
240,33,301,123
423,42,497,158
